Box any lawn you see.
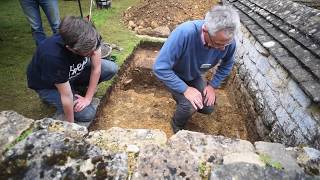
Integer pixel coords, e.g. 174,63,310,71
0,0,140,119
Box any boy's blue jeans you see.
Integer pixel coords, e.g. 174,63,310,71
36,60,118,122
19,0,60,46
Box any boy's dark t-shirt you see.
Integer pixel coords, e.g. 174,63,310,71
27,34,89,90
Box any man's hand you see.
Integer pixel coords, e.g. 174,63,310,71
74,94,91,112
183,86,203,110
203,85,216,106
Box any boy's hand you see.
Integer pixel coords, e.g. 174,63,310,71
74,94,91,112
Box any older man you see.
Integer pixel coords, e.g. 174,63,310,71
153,6,240,133
27,16,118,123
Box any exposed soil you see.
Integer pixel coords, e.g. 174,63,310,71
123,0,219,34
92,44,252,140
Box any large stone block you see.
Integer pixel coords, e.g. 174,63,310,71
275,106,297,136
269,123,288,144
289,128,309,146
291,108,318,142
210,163,310,180
255,141,303,173
238,63,248,80
134,144,201,179
255,72,267,91
34,118,88,140
0,111,34,154
265,68,284,95
262,85,280,112
1,130,128,179
223,152,264,166
256,56,271,75
262,106,276,127
246,59,259,78
247,80,259,98
248,46,260,62
278,91,300,114
167,131,255,162
85,127,167,153
254,91,265,114
297,147,320,176
236,45,248,60
287,79,311,108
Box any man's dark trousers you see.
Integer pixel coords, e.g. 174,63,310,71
169,76,215,132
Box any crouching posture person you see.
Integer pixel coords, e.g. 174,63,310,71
153,6,240,133
27,16,118,123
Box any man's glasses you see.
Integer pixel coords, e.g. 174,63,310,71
203,29,232,49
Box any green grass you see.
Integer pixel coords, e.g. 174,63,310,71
5,128,33,151
0,0,139,119
259,153,283,170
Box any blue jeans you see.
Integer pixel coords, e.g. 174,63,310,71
36,59,118,122
170,76,215,130
19,0,60,46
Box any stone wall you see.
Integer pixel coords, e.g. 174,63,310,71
235,25,320,149
1,111,319,179
291,0,320,10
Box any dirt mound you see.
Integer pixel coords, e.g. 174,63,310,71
123,0,219,36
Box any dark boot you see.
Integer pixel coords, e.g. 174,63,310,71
171,119,184,134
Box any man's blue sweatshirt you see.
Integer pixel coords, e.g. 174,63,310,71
153,20,236,93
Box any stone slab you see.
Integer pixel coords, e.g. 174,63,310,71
0,111,34,154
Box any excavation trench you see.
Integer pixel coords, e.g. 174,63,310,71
92,42,260,141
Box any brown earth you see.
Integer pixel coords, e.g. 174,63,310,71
123,0,219,35
92,44,251,140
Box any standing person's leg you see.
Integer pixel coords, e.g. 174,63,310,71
19,0,46,46
39,0,60,34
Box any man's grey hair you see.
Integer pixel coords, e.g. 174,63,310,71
204,5,240,38
59,16,100,52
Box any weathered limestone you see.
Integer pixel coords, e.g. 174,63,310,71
85,127,167,152
255,141,303,173
0,111,33,154
1,112,320,179
210,163,312,180
34,118,88,140
297,147,320,175
134,144,201,179
168,130,255,162
223,152,265,166
0,130,128,179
